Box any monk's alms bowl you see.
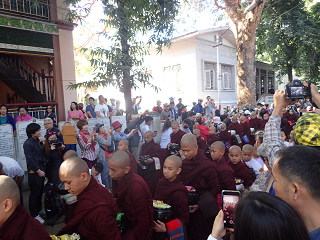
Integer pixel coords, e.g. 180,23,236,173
153,201,174,223
169,144,180,155
188,190,199,206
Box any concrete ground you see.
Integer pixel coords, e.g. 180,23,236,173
22,190,65,235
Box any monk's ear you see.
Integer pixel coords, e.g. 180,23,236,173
81,172,89,182
124,166,130,174
3,199,13,213
176,167,182,175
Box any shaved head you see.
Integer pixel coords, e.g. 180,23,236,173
211,141,225,151
242,144,254,152
209,126,216,131
109,150,130,168
60,157,89,177
240,116,246,121
0,176,19,205
232,116,237,120
119,139,129,146
229,145,241,153
181,133,197,147
165,155,182,168
145,131,154,137
221,123,226,128
171,121,179,127
63,150,77,161
193,129,200,135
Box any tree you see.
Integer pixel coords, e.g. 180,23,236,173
214,0,267,108
66,0,179,114
256,0,320,83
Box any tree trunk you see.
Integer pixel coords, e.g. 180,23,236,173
216,0,267,108
287,63,293,83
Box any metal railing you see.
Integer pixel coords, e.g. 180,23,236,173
7,102,58,120
0,0,49,21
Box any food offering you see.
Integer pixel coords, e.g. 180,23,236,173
186,186,198,206
50,233,80,240
153,200,174,223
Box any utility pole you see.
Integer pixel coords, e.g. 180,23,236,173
216,34,221,110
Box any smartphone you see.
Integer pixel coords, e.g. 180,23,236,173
93,126,96,132
53,142,62,148
221,190,241,228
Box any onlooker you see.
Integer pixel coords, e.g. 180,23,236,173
204,96,215,118
169,97,178,112
95,95,110,118
23,123,46,224
67,102,85,121
190,101,196,112
181,106,189,122
194,98,204,114
110,98,116,110
44,105,57,124
268,85,275,94
132,96,142,114
209,192,310,240
176,98,183,110
86,97,96,118
153,100,163,114
180,118,192,134
160,103,173,123
160,119,173,149
111,121,136,151
0,104,16,131
112,100,124,116
125,110,148,161
187,111,196,133
76,119,97,168
196,116,210,142
17,106,33,122
169,102,178,121
44,118,60,135
143,116,153,135
78,103,87,119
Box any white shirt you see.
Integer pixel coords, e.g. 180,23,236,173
160,127,173,149
95,104,109,117
244,158,262,177
207,235,219,240
253,156,264,168
283,141,294,147
0,157,24,178
89,169,105,187
143,125,150,136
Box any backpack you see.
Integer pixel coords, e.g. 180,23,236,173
44,183,64,226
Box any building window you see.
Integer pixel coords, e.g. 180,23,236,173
221,65,232,90
204,62,216,90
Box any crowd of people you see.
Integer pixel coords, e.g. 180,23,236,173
0,87,320,240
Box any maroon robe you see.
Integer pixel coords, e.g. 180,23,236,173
197,136,208,155
180,151,220,240
249,118,264,131
154,176,189,227
283,112,299,122
170,129,186,146
228,122,243,136
207,134,220,145
112,170,153,240
241,122,251,144
218,130,231,144
215,157,236,192
0,204,50,240
58,176,120,240
138,139,162,197
228,161,253,188
262,119,268,129
127,151,138,173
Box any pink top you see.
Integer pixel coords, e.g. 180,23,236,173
16,113,33,122
67,110,85,121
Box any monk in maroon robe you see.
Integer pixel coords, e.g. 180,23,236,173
180,134,220,240
207,126,220,146
218,123,232,144
210,142,236,191
58,157,120,240
228,116,243,136
193,129,208,155
154,156,189,239
240,116,251,145
228,146,253,188
138,131,162,197
170,121,186,146
118,139,137,173
249,112,264,145
0,176,50,240
109,151,153,240
261,113,269,129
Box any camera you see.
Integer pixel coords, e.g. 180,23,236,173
169,143,180,155
139,155,150,170
286,79,310,100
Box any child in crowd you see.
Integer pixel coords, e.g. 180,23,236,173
242,144,262,178
210,142,236,191
228,146,253,189
218,123,231,145
90,162,104,187
253,144,264,167
240,116,251,144
193,129,207,154
281,130,294,147
154,156,189,239
207,126,219,145
117,139,137,173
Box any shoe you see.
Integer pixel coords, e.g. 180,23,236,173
34,215,45,224
38,209,46,215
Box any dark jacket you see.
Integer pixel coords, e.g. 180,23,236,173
125,115,145,147
3,115,16,131
23,137,45,172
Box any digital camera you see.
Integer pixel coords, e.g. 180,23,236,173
286,79,310,100
140,155,150,170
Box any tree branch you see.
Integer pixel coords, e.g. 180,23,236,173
214,0,225,10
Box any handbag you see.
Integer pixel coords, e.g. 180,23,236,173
197,191,219,218
107,141,115,152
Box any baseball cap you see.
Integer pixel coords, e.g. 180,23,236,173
294,113,320,146
244,110,251,115
93,162,104,173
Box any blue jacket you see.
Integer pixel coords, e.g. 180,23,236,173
194,103,204,114
3,115,16,131
124,115,145,147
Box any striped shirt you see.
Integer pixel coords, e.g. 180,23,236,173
77,135,97,161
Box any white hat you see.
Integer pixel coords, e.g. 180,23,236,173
244,110,251,115
213,116,221,124
195,113,202,118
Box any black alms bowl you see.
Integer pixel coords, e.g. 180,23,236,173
154,207,174,223
188,191,198,206
169,144,180,155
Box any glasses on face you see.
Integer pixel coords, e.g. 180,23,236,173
47,107,52,109
44,123,52,125
48,132,56,135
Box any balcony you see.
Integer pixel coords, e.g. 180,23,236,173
0,0,49,21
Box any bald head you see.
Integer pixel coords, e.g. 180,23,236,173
119,139,129,147
242,144,254,152
63,150,77,161
193,129,200,135
240,116,246,121
0,176,19,205
60,157,89,177
229,145,241,153
171,121,179,127
165,155,182,168
145,131,154,137
109,150,130,168
211,141,225,151
181,133,197,147
232,116,237,121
